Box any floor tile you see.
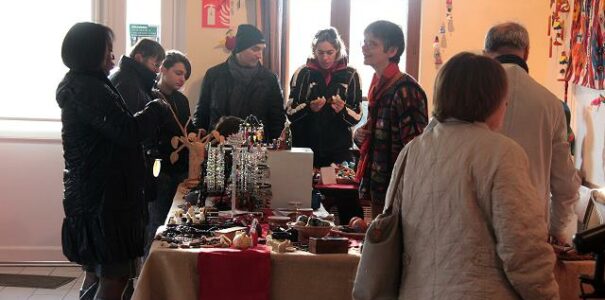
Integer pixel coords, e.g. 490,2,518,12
49,267,81,277
32,275,76,295
0,286,34,300
0,266,24,274
28,295,64,300
32,284,72,297
19,267,54,276
61,290,79,300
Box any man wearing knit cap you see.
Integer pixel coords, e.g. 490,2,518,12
194,24,285,141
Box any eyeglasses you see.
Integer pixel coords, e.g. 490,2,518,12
360,40,380,50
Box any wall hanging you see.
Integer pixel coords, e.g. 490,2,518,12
565,0,605,90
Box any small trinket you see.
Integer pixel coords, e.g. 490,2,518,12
233,231,252,250
433,36,443,65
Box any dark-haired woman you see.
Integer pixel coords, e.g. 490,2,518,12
354,52,559,300
57,22,170,299
287,27,362,168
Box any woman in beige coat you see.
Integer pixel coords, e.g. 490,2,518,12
393,52,559,299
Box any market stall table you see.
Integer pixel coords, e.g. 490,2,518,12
132,192,596,300
132,192,360,300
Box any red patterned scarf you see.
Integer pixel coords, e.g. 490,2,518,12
306,57,348,86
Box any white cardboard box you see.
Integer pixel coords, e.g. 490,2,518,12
266,147,314,208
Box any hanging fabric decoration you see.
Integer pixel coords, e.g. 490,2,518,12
590,94,605,108
566,0,605,90
559,51,569,81
560,0,571,12
433,36,443,66
547,0,573,101
553,16,564,45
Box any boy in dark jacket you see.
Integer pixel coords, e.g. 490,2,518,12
110,38,165,114
145,50,195,255
110,38,166,205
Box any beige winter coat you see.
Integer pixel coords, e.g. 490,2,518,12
394,119,559,300
500,64,579,239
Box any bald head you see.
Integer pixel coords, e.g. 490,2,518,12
484,22,529,60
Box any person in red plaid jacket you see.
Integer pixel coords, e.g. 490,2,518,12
354,20,428,217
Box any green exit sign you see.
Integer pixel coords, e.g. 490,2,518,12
129,24,159,46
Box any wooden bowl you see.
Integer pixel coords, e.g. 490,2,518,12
296,208,314,217
289,223,332,242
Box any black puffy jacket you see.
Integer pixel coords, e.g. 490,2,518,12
56,70,168,265
109,55,157,114
193,58,285,141
110,55,161,203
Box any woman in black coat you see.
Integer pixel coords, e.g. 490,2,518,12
287,27,363,167
57,22,170,299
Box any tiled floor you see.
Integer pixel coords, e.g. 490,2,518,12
0,266,83,300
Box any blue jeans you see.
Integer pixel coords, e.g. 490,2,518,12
144,172,187,257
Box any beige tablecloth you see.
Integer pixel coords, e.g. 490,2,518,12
132,193,595,300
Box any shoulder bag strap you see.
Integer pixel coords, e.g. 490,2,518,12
383,145,410,215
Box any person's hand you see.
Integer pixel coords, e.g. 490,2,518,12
331,95,345,113
354,127,370,145
309,96,327,112
549,234,571,247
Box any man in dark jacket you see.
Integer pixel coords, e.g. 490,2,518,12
194,24,285,141
110,38,165,113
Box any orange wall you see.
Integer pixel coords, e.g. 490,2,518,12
418,0,565,113
180,1,565,117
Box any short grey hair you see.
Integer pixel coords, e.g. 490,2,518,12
484,22,529,52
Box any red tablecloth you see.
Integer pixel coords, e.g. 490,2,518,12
198,245,271,300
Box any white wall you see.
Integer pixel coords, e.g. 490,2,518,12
572,86,605,185
0,0,257,263
0,121,65,262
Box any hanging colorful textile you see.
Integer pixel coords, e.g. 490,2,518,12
566,0,605,90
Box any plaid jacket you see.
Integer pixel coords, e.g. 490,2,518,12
358,73,428,208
